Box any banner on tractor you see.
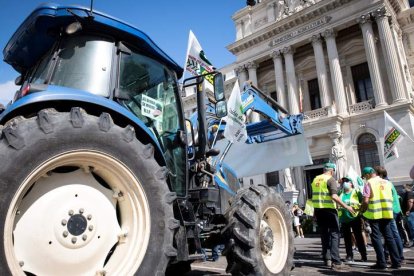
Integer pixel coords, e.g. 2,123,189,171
223,81,247,144
184,30,215,93
216,133,312,178
383,111,409,163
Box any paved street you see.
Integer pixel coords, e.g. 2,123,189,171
187,236,414,275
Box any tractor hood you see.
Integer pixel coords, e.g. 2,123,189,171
3,3,183,78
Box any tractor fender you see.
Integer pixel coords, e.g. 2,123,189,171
0,88,166,165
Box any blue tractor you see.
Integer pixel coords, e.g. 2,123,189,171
0,4,307,275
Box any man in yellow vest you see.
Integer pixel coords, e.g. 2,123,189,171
360,167,401,269
311,163,354,270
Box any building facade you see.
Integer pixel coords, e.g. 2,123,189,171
183,0,414,205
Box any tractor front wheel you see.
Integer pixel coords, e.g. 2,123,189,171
224,185,294,275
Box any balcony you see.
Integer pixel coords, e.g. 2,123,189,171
303,107,330,121
349,99,374,114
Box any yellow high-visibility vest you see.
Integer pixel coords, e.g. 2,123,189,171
363,176,393,220
311,174,335,209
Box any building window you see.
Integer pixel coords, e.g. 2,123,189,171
266,171,279,187
351,62,374,103
270,91,277,101
357,133,380,170
308,78,321,110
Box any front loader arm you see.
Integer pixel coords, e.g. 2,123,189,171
240,83,304,142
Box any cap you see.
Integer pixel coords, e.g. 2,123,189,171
324,162,336,170
293,202,298,206
342,176,353,183
362,167,375,176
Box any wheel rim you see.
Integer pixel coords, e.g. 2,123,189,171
4,150,151,276
260,206,289,274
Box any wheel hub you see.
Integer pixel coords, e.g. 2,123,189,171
67,214,88,236
260,222,274,254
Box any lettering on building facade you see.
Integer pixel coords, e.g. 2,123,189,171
269,16,332,47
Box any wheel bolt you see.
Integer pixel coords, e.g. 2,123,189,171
71,237,77,244
61,219,67,226
82,234,87,241
68,210,74,216
19,261,24,267
79,208,84,214
87,214,92,220
63,231,68,238
89,225,94,231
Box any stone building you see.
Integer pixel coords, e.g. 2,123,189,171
183,0,414,205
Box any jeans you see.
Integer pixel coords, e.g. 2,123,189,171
369,219,401,267
341,217,367,260
211,244,225,261
384,214,404,261
407,212,414,242
315,208,341,264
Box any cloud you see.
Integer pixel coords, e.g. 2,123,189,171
0,80,18,105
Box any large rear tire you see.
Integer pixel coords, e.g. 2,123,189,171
0,108,178,275
223,185,294,276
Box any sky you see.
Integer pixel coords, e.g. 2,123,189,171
0,0,246,104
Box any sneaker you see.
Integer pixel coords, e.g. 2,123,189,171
390,263,401,269
301,235,305,238
324,260,332,267
352,246,358,252
345,256,354,263
370,264,387,270
366,245,374,251
331,263,349,271
360,257,368,262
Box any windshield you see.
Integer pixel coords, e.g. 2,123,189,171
119,48,186,196
31,35,113,96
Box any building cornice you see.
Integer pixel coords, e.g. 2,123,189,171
227,0,408,57
227,0,354,55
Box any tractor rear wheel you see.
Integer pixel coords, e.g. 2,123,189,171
0,108,178,275
224,185,294,275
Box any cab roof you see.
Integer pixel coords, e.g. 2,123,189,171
3,3,183,78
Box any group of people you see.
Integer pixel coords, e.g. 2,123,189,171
310,162,414,271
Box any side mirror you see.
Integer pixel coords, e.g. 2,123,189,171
215,100,227,118
185,119,196,161
15,75,23,86
213,73,225,101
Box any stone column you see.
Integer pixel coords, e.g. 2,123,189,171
373,7,407,103
357,14,387,107
235,65,248,88
270,50,287,108
391,22,412,99
282,46,300,114
246,61,260,122
323,29,348,115
246,61,258,86
310,34,331,107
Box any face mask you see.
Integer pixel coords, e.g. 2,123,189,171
343,182,351,191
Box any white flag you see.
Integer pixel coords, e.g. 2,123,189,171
383,111,408,163
184,30,214,93
223,81,247,143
